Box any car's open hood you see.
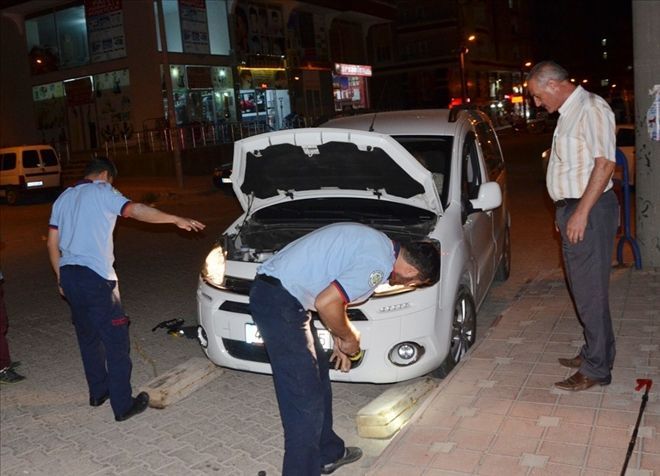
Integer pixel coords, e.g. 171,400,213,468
231,128,442,214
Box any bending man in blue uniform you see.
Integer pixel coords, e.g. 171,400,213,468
47,157,205,422
250,222,441,475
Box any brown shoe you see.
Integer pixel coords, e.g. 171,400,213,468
558,355,582,368
554,371,611,391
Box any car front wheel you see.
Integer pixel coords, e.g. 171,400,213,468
432,286,476,378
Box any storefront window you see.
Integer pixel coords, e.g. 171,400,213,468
26,14,59,73
332,63,371,112
164,64,235,126
94,70,133,144
32,81,67,144
238,67,291,129
27,3,124,73
56,6,89,68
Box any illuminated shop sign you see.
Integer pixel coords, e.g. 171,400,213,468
334,63,372,77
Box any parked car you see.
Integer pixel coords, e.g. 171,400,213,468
541,123,635,186
197,109,511,383
0,144,61,205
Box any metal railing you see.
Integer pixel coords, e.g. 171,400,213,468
100,116,315,156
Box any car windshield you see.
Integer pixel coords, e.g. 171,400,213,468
392,136,453,207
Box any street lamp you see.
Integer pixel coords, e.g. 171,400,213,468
459,35,476,104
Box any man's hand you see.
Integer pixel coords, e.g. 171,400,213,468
173,216,206,232
566,209,588,244
330,338,353,372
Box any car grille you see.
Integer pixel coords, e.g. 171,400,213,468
219,300,368,321
222,338,363,368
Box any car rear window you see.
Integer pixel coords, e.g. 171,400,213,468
22,150,40,168
1,153,17,171
392,136,453,207
41,149,59,166
616,128,635,147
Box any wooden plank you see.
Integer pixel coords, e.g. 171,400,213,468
356,377,437,438
139,357,222,409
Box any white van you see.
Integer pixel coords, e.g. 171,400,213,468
0,145,62,205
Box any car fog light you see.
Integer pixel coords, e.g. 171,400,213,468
388,342,424,366
197,325,208,348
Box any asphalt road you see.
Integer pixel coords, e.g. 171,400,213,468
0,130,556,475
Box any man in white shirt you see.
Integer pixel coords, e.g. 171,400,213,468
527,61,618,392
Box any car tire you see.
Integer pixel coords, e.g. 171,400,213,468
6,188,20,206
431,286,476,379
495,226,511,281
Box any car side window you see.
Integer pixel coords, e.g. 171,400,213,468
461,132,482,201
475,122,504,181
41,149,59,166
22,150,40,168
1,153,17,171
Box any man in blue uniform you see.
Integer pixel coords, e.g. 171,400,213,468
47,157,205,421
250,222,441,475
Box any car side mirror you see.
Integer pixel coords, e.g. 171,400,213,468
469,182,502,212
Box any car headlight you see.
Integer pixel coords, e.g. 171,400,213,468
372,283,416,297
201,245,226,288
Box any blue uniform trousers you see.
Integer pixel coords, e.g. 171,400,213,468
556,189,619,381
249,277,344,476
60,265,133,417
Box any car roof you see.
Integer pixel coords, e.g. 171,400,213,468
321,109,465,137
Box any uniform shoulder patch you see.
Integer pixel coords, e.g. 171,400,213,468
369,270,384,288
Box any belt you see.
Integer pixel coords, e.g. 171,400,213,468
254,273,282,287
555,198,579,208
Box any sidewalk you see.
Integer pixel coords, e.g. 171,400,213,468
367,266,660,476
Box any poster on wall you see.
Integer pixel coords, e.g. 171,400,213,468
95,70,133,142
85,0,126,63
179,0,210,54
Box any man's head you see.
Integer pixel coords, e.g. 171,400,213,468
389,240,441,287
526,61,575,114
84,156,118,183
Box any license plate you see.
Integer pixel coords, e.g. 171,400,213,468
27,180,43,188
245,323,333,350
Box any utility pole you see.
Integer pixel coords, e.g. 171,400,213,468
156,0,184,189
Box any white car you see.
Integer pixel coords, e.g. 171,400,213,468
196,109,511,383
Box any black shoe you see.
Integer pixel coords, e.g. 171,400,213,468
321,447,363,474
0,367,25,384
89,392,110,407
114,392,149,422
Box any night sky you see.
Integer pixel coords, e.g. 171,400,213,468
529,0,634,89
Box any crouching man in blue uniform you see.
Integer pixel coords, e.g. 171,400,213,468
47,157,205,422
250,222,440,475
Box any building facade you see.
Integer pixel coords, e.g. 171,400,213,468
0,0,394,150
367,0,534,122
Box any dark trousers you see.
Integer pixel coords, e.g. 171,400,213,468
0,281,11,369
249,278,344,476
60,265,133,417
556,190,619,380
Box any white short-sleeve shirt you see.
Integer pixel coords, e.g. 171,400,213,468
547,85,616,202
49,180,131,280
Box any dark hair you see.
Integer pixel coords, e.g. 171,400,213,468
400,240,441,285
527,60,569,87
84,156,118,179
